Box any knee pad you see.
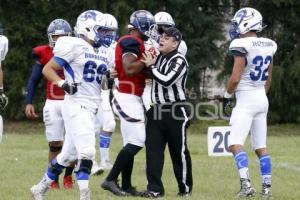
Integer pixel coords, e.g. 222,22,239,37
123,143,142,156
78,147,95,160
103,119,116,132
75,159,93,174
49,145,62,153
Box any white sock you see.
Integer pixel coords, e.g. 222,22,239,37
262,175,272,186
39,174,53,186
100,147,109,163
238,167,250,180
77,180,89,190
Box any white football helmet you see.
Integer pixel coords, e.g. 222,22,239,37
47,19,72,47
178,40,187,56
154,11,175,27
229,7,263,39
74,10,104,47
97,13,118,47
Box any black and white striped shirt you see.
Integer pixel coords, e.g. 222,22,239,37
150,50,188,104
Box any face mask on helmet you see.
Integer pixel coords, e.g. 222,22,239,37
94,13,118,48
129,10,155,38
47,19,72,47
229,7,263,40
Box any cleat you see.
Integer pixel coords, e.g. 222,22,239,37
30,183,50,200
261,184,272,198
141,190,164,198
236,178,256,198
101,179,127,196
124,186,143,196
177,191,192,197
91,162,103,176
50,181,59,189
80,188,91,200
99,160,113,171
63,175,74,189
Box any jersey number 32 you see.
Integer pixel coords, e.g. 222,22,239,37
250,55,272,81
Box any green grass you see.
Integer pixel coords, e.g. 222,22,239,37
0,121,300,200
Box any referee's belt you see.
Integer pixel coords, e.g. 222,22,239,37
150,101,187,109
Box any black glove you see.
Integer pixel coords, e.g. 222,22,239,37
0,89,8,110
58,80,78,95
222,92,235,117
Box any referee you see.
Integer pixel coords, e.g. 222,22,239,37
141,27,193,198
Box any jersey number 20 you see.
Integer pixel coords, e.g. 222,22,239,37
83,61,107,84
250,55,272,81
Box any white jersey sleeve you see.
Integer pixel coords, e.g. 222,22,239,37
229,37,277,91
0,35,9,64
53,36,79,63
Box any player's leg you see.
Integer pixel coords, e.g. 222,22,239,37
70,105,96,199
228,106,256,197
99,108,116,171
43,99,65,188
31,130,77,200
251,111,272,197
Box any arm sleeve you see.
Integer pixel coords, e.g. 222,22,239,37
151,56,187,87
26,63,43,104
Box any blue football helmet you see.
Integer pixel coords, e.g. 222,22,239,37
47,19,72,47
129,10,155,36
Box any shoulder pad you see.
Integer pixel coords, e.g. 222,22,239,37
229,38,249,56
119,36,142,56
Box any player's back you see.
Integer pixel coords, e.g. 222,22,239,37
229,37,277,91
54,36,110,109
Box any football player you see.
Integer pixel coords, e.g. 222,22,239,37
91,13,118,176
142,11,188,111
101,10,155,196
0,23,9,143
25,19,74,190
30,10,114,200
223,7,277,198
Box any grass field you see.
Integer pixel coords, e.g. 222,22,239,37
0,120,300,200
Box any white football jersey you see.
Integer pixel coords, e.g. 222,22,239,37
0,35,8,64
229,37,277,91
54,36,110,109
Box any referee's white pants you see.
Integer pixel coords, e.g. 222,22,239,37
56,98,96,166
112,91,145,147
229,88,269,150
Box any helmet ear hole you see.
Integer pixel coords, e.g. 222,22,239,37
86,28,90,32
243,23,248,27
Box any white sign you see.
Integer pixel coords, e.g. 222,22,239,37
207,126,232,156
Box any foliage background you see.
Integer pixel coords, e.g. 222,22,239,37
0,0,299,122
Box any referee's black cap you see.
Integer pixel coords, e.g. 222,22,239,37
158,27,182,42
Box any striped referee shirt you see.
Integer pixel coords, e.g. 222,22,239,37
150,49,188,104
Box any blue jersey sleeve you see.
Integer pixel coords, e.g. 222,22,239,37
119,37,141,56
26,62,43,104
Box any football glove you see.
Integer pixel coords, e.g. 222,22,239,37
57,80,79,95
222,91,235,117
0,89,8,110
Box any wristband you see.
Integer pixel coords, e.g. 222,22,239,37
224,91,233,98
57,80,65,87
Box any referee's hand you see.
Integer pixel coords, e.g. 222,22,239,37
141,51,157,67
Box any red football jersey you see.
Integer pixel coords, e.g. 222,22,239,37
115,35,147,97
33,45,65,100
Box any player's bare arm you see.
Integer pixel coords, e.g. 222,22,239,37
226,56,245,94
265,61,274,93
122,53,145,76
